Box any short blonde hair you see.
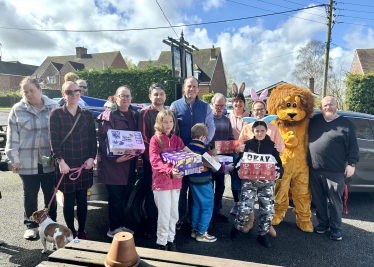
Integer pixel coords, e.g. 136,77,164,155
191,123,208,140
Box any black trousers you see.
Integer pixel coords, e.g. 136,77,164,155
211,172,225,215
106,185,127,231
63,189,88,233
19,164,57,229
310,168,345,233
143,159,158,222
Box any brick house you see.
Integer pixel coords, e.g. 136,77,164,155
0,57,38,93
137,46,227,99
350,48,374,74
32,47,128,90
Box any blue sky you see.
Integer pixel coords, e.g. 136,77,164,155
1,0,373,93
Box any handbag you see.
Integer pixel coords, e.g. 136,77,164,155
47,113,82,167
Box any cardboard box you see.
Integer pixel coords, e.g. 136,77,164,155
239,162,276,180
161,151,202,176
215,155,234,165
107,129,145,157
215,140,240,154
202,152,222,171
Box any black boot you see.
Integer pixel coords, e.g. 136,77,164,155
158,244,168,250
257,234,271,248
167,241,178,252
231,227,239,241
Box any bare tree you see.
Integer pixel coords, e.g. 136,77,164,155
327,62,346,110
224,63,236,98
292,39,333,95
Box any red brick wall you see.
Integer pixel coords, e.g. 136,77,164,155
40,64,60,90
198,85,210,99
210,52,227,96
111,52,128,69
0,74,25,93
350,52,363,74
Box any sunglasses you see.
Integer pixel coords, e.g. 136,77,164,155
66,90,81,96
79,86,88,89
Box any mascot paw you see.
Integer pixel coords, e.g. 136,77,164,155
272,215,283,225
283,131,298,147
296,220,314,232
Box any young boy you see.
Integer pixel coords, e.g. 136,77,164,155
187,123,234,242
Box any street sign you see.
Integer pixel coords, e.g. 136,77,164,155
186,52,193,78
171,44,182,78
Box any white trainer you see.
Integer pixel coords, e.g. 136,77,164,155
24,228,39,239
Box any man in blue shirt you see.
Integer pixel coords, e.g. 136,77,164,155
170,76,215,229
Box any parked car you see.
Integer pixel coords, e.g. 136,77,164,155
313,109,374,193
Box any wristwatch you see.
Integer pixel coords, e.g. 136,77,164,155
349,163,356,167
57,158,64,163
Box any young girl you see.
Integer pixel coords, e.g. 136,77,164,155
149,110,185,251
231,121,283,248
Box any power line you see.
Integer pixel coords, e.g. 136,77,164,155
280,0,326,11
337,8,374,14
0,5,326,33
331,42,354,52
154,0,179,38
337,1,374,8
340,14,374,21
226,0,326,25
254,0,326,18
339,21,374,28
0,19,75,54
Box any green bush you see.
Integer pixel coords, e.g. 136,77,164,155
0,91,22,97
202,91,215,104
75,65,179,105
345,72,374,114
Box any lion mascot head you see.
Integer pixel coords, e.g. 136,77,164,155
267,83,315,128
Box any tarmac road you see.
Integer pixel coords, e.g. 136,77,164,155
0,171,374,267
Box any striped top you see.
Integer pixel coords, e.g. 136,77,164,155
187,140,228,185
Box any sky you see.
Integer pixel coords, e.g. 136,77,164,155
1,0,374,94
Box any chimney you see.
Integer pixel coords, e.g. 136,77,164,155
76,46,87,59
211,45,216,60
309,76,314,93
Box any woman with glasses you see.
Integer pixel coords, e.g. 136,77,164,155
49,81,97,240
97,85,138,238
6,76,58,240
236,88,285,237
228,89,250,217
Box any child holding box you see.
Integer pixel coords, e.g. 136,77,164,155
187,123,234,242
149,110,185,251
231,121,284,248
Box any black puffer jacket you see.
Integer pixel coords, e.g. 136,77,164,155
236,135,284,179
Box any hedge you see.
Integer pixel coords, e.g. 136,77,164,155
75,65,179,106
345,72,374,114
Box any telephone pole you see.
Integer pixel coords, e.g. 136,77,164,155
322,0,334,97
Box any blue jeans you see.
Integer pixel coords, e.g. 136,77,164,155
211,172,225,215
190,182,214,234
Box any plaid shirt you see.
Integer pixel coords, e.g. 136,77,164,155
49,105,97,193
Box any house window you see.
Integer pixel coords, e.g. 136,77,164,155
46,76,56,84
194,71,200,80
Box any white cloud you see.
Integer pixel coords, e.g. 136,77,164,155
0,0,370,95
202,0,225,12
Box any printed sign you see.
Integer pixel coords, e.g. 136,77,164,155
107,130,145,157
171,45,182,78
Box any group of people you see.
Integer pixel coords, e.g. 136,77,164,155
1,74,358,251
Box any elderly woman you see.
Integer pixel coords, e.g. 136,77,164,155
97,85,138,238
6,77,58,239
49,81,96,240
227,91,250,216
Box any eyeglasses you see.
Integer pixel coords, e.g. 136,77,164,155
66,90,81,96
214,104,225,108
79,86,88,89
253,108,265,112
118,94,132,100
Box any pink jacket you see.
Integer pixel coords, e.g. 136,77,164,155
228,110,250,140
239,122,285,155
149,132,185,191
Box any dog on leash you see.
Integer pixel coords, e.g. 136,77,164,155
31,208,74,253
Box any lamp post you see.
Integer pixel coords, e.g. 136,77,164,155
163,31,199,100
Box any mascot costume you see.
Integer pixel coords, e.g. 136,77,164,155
267,84,315,232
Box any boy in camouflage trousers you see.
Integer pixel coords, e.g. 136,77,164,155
231,121,283,248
